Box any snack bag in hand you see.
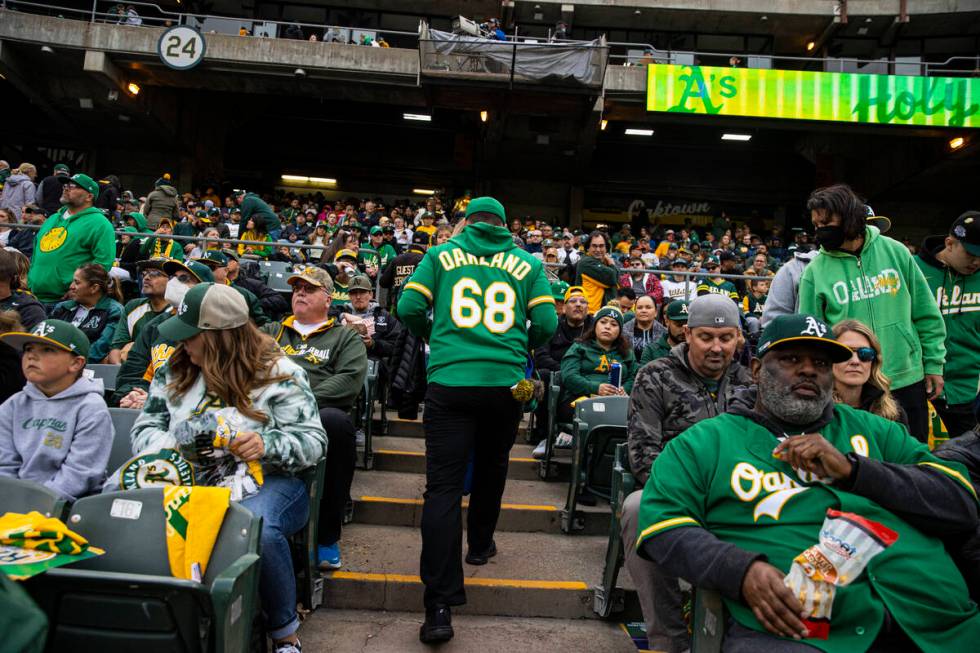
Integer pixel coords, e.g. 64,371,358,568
784,509,898,639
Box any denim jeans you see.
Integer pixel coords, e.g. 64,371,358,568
240,474,309,640
267,228,282,242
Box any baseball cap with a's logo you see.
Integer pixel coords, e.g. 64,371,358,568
951,211,980,256
664,299,690,323
756,314,852,363
0,319,90,360
157,283,249,342
287,265,335,294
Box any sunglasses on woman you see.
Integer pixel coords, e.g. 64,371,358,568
849,346,877,363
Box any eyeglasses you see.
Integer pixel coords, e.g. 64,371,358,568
849,346,877,363
174,273,194,284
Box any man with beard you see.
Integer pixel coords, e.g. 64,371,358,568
635,314,980,652
106,258,170,363
623,294,752,652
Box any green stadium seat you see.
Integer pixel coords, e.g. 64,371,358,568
593,442,635,617
265,270,294,294
692,589,726,653
86,364,120,393
0,573,48,653
0,478,67,520
290,457,327,612
358,359,380,470
560,396,629,534
24,488,262,653
258,260,292,281
538,370,571,480
106,407,141,474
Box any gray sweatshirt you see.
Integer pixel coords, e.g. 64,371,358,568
760,249,818,327
0,376,112,501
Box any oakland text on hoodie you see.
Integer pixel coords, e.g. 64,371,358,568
27,205,116,303
0,375,113,501
799,225,946,391
397,221,558,387
916,235,980,405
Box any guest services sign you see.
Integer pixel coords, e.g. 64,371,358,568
646,64,980,128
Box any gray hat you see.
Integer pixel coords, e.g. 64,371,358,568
687,294,741,329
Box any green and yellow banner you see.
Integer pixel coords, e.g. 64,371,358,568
646,64,980,128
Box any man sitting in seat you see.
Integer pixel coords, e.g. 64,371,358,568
636,314,980,652
623,294,752,652
107,258,170,364
0,319,112,500
261,266,367,571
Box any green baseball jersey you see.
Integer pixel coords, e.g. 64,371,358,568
741,292,767,318
398,222,557,387
696,277,739,301
110,297,168,350
916,243,980,404
637,406,980,653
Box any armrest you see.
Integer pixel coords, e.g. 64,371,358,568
211,553,262,653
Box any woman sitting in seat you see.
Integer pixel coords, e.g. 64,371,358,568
50,263,124,363
129,283,326,653
832,318,909,428
558,306,637,427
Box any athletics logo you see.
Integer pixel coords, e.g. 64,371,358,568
39,227,67,252
121,449,195,489
801,316,827,337
32,322,56,337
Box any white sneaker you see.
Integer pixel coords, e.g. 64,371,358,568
555,432,573,448
274,641,302,653
532,439,547,459
355,429,366,447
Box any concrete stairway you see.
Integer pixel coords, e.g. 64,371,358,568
301,410,640,651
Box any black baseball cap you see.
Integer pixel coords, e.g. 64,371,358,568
412,230,431,246
951,211,980,256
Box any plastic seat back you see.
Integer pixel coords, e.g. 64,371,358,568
86,364,120,393
106,408,141,473
266,270,293,293
574,395,629,433
0,477,66,519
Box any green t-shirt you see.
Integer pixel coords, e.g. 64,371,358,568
637,406,980,653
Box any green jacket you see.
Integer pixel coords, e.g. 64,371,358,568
559,340,637,405
638,405,980,653
638,333,674,368
139,236,184,261
240,193,281,234
575,255,618,314
110,297,169,351
799,226,946,390
916,236,980,404
398,222,557,387
260,316,367,412
28,206,115,303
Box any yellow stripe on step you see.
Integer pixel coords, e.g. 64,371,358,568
375,450,538,465
328,570,587,590
359,496,558,511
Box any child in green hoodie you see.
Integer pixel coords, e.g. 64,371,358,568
799,184,946,441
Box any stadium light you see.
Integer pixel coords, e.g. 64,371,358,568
126,82,141,96
280,175,337,185
404,113,432,122
721,133,752,142
281,175,309,183
480,110,488,122
949,137,965,151
308,177,337,184
600,119,608,131
806,41,816,52
413,188,436,195
625,128,654,136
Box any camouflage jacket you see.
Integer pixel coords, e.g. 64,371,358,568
627,343,753,485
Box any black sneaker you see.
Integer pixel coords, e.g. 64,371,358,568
419,605,454,644
465,540,497,566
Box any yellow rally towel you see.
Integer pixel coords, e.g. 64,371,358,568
0,512,91,555
163,486,230,582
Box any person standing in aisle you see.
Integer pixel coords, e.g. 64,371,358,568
398,197,558,644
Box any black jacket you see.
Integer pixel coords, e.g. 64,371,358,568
96,176,121,215
936,431,980,601
0,342,26,405
8,227,35,258
35,174,66,215
337,303,402,364
380,248,424,308
389,326,426,407
533,315,593,373
0,290,46,330
233,275,289,321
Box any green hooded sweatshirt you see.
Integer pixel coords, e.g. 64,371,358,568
916,235,980,404
398,221,558,387
799,226,946,391
559,340,637,405
240,193,281,234
28,205,116,303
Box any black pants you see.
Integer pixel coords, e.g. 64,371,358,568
318,406,357,546
892,381,928,443
933,398,979,439
419,383,522,609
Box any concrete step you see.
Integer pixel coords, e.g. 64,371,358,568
324,524,638,620
383,416,533,441
350,470,610,535
368,436,570,481
299,609,638,652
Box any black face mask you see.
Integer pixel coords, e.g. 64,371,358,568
814,225,846,250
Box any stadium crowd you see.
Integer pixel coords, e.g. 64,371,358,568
1,160,980,652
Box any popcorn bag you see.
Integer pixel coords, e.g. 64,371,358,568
783,509,898,639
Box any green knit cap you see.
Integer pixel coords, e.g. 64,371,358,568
594,306,624,328
464,196,506,222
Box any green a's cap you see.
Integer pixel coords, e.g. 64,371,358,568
334,249,358,262
0,319,90,360
865,205,891,234
756,314,853,363
704,256,720,267
664,299,690,322
369,226,383,235
594,305,624,327
465,196,506,222
348,275,373,292
951,211,980,256
163,259,214,283
230,208,241,215
53,163,70,174
220,248,239,262
193,251,228,269
551,280,570,301
208,208,221,216
59,173,100,199
137,257,171,273
194,210,208,219
157,283,249,342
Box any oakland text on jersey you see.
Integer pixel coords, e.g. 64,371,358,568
830,268,902,304
935,285,980,313
436,248,533,281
